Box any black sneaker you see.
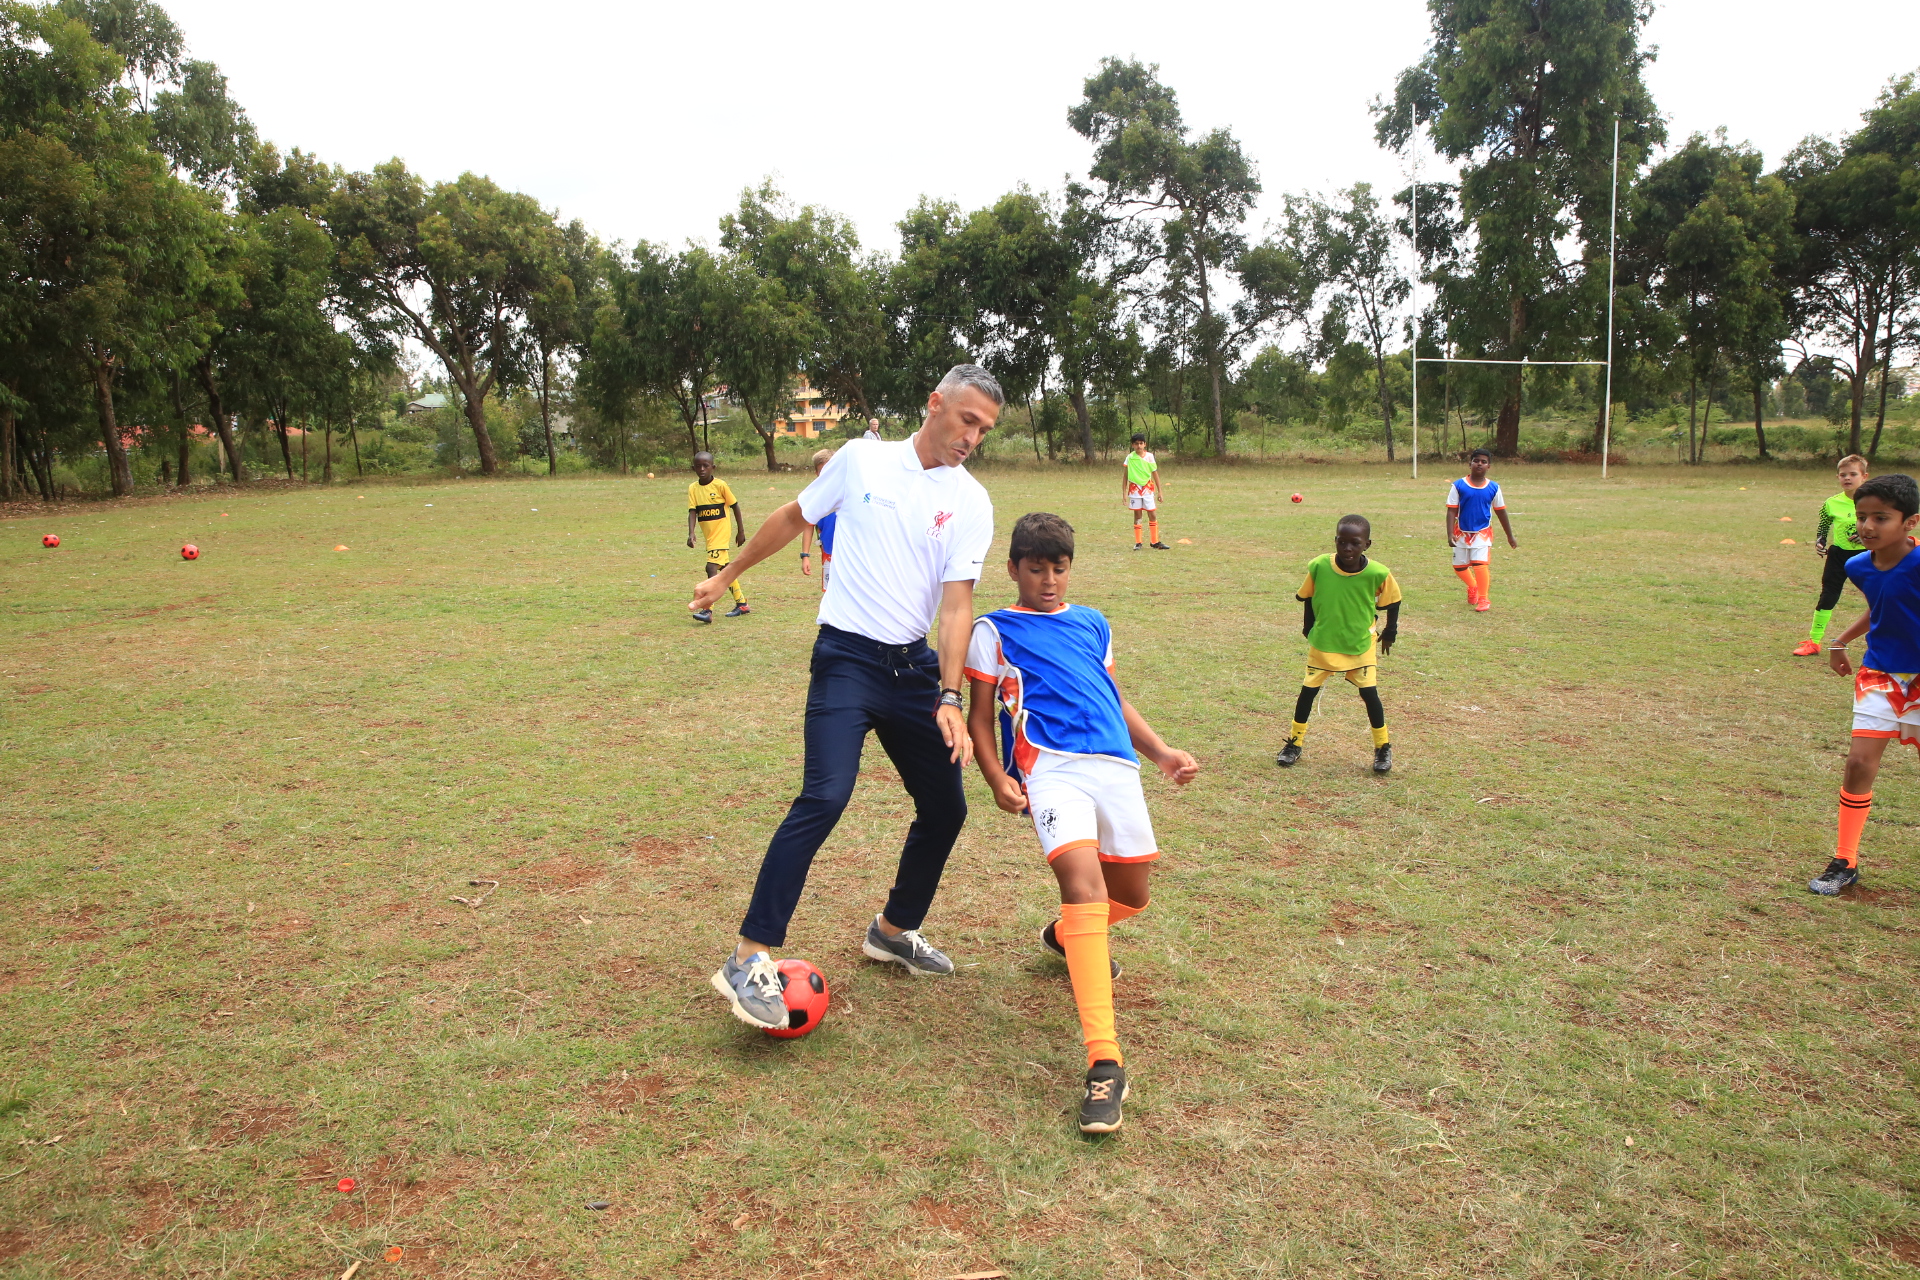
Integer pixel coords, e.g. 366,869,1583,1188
1373,744,1393,774
1275,740,1303,767
1078,1060,1128,1134
1150,542,1171,550
1039,920,1121,979
1809,858,1859,896
1132,543,1143,551
726,602,751,617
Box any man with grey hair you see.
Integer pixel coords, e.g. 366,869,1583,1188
694,364,1004,1029
863,417,882,441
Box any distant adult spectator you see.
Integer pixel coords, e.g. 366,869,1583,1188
864,418,883,442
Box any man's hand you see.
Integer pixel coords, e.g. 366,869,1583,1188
1152,747,1200,786
735,531,746,547
800,554,811,576
990,773,1028,815
690,575,729,612
1830,646,1853,677
1379,630,1396,657
686,535,694,549
935,703,973,766
1507,535,1519,549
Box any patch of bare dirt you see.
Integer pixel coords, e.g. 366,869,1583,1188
0,1229,30,1260
0,966,46,992
1880,1235,1920,1264
629,836,693,867
206,1102,297,1146
509,855,604,892
587,1072,680,1113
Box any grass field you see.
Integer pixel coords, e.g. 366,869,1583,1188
3,459,1918,1279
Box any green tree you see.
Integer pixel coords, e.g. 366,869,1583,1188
1289,184,1408,459
590,242,733,455
720,181,890,418
328,162,563,474
1378,0,1663,456
1070,58,1304,456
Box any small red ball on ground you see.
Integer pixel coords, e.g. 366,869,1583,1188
1290,493,1303,503
42,534,58,547
763,958,830,1039
180,544,199,560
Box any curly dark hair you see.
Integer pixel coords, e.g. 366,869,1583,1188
1009,511,1075,563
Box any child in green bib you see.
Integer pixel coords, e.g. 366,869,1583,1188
1123,434,1169,550
1794,455,1869,657
1277,514,1403,774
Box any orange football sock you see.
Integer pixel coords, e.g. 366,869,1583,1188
1453,565,1475,597
1133,522,1143,545
1107,898,1146,925
1058,902,1119,1067
1148,517,1160,543
1471,563,1490,601
1837,787,1873,867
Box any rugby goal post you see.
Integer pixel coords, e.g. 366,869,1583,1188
1407,119,1621,479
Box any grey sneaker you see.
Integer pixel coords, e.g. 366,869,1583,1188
861,916,954,975
1809,858,1859,896
1373,744,1393,774
1040,920,1121,979
709,949,787,1029
1275,739,1303,767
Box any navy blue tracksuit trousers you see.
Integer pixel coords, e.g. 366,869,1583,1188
739,624,968,948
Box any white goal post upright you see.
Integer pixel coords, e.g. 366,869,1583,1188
1405,117,1623,481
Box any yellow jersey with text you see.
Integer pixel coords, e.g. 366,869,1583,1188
688,479,737,550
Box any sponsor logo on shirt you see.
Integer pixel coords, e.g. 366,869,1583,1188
928,510,954,538
862,492,896,510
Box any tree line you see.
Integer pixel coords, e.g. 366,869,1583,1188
3,0,1917,502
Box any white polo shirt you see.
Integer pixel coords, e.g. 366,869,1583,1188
797,435,994,645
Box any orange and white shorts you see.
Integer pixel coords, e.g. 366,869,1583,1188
1023,753,1160,864
1126,484,1158,512
1853,669,1920,751
1451,529,1492,566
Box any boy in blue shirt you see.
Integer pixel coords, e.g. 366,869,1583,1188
799,448,837,592
965,512,1199,1133
1814,474,1920,895
1444,448,1517,611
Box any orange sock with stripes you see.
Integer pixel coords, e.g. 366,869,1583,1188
1838,788,1873,867
1107,898,1146,925
1148,517,1160,543
1471,563,1490,601
1058,902,1119,1067
1133,522,1143,546
1453,565,1475,597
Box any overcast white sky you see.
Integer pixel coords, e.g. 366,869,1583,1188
168,0,1917,256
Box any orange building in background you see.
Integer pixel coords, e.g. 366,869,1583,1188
772,377,850,439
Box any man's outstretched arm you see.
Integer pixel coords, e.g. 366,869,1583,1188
692,501,810,611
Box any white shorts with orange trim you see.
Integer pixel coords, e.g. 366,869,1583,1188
1126,485,1158,512
1023,753,1159,864
1451,529,1492,566
1853,668,1920,751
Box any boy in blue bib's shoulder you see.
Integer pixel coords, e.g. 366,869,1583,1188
964,512,1199,1135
